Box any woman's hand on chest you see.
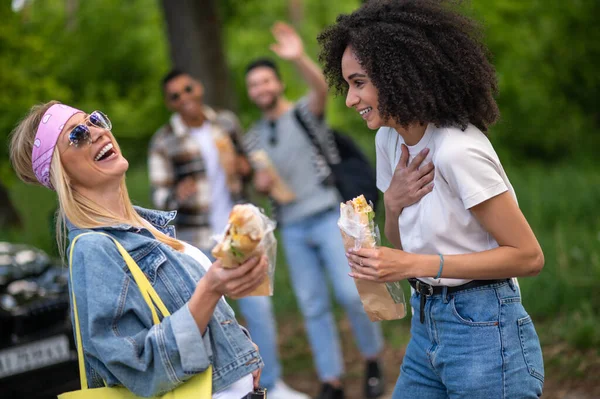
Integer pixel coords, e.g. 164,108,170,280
384,144,434,214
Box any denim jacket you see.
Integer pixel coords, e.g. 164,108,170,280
66,206,262,397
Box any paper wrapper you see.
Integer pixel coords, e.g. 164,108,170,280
212,205,277,297
249,150,296,204
338,202,407,322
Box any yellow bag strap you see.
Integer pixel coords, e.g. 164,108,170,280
68,232,172,390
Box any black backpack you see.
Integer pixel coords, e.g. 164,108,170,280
294,109,380,210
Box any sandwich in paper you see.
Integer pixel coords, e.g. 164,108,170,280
338,195,406,321
212,204,277,296
249,150,295,204
214,134,242,192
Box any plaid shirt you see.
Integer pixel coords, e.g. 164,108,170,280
148,107,247,248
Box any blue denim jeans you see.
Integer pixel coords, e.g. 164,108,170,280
393,280,544,398
200,251,280,391
236,296,280,390
281,208,384,381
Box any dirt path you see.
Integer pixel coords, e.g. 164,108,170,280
277,318,600,399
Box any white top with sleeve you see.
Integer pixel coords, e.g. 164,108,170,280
189,122,235,236
182,242,253,398
375,123,518,287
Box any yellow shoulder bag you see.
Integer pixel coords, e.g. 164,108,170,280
59,232,212,399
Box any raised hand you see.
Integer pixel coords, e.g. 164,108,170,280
270,21,304,61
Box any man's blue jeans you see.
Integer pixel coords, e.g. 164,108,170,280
237,295,280,390
394,280,544,398
281,208,384,381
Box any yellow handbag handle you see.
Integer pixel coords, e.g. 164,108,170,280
68,232,208,392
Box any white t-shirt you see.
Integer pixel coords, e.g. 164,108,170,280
190,123,234,236
182,243,253,398
375,123,518,287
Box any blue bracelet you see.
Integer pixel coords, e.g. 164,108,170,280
435,254,444,279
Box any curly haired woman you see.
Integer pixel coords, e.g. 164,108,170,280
318,1,545,398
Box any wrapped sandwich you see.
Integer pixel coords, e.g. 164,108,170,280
214,134,242,193
212,204,277,296
338,195,406,321
249,150,296,204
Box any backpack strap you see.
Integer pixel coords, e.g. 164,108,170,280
293,108,337,188
293,108,329,164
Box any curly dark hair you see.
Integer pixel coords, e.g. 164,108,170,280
317,0,499,131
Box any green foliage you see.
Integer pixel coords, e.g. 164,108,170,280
220,0,364,126
507,164,600,352
464,0,600,162
219,0,600,163
0,0,170,174
2,0,598,166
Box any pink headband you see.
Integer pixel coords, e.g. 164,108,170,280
32,104,83,190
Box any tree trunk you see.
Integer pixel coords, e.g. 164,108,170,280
161,0,235,111
65,0,78,31
0,183,21,229
289,0,303,28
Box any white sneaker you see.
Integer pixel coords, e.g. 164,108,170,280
268,380,311,399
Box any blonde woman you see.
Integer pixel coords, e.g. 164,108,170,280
9,101,267,398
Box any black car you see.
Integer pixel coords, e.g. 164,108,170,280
0,242,79,398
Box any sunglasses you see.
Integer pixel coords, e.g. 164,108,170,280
68,111,112,148
168,84,194,102
268,121,278,146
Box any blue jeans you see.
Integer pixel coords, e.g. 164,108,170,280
200,251,280,391
281,208,384,381
237,296,280,390
394,280,544,398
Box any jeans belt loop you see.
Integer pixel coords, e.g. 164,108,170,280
507,277,517,292
415,280,433,324
442,285,450,304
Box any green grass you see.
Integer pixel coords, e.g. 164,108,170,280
2,181,58,256
503,164,600,350
2,161,599,375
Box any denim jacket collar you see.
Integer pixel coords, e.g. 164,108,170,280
133,206,177,228
65,206,177,233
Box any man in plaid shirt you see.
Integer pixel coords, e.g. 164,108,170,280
148,70,309,399
149,71,249,247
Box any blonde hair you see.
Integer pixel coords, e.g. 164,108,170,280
9,101,184,259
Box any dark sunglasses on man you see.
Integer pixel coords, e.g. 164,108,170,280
268,120,278,146
168,84,194,103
